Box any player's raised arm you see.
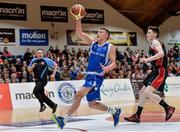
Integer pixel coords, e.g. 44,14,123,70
70,4,93,45
75,19,93,45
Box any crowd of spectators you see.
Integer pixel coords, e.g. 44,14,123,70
0,44,179,84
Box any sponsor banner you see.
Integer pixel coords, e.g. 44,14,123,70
9,81,82,108
0,28,15,45
9,82,59,109
100,79,134,102
0,3,26,20
9,79,134,109
67,30,137,46
109,32,137,46
0,84,12,110
19,29,49,46
82,9,104,24
168,30,180,45
40,6,68,22
66,30,96,45
165,77,180,96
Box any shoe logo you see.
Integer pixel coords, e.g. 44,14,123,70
58,82,76,104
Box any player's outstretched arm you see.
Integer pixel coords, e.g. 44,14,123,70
75,19,93,45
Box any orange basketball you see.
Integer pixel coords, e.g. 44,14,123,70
70,4,86,19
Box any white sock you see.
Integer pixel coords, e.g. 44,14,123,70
64,113,71,123
107,107,117,115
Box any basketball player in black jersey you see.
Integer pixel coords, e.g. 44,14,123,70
124,26,175,123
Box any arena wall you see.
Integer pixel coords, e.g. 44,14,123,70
0,0,146,55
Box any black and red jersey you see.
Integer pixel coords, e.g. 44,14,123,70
149,39,167,68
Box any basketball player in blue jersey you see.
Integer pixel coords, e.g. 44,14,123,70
52,18,121,129
124,26,175,123
28,49,58,113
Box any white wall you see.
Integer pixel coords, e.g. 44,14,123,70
159,15,180,50
0,0,148,55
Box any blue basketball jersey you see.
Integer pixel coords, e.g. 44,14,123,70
87,41,112,76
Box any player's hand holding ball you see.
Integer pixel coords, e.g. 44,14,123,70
70,4,86,20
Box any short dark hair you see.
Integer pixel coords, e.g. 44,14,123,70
148,26,159,38
37,48,44,52
100,28,110,40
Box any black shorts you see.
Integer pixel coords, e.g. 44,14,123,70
143,67,167,91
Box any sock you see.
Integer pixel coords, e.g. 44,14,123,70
159,99,169,109
107,107,117,115
64,113,71,123
136,106,143,118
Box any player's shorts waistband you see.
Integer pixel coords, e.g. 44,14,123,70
86,71,104,76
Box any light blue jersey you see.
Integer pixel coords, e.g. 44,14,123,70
87,41,112,76
83,41,112,102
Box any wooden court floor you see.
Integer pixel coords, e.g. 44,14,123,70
0,96,180,124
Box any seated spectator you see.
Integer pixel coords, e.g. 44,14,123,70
31,49,36,58
71,47,76,57
15,58,22,72
46,50,55,60
48,46,55,54
173,43,179,59
11,73,19,83
2,47,12,58
27,72,35,82
22,61,27,67
54,45,61,57
76,48,82,59
76,65,86,80
69,66,78,80
62,45,69,59
67,59,74,68
116,48,124,61
60,65,71,80
3,59,10,69
10,66,21,80
23,48,33,64
21,66,27,79
111,70,118,79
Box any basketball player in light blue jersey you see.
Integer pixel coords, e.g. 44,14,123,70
52,18,121,129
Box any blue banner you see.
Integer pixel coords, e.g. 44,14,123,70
19,29,49,46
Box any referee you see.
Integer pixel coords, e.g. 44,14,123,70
28,49,58,113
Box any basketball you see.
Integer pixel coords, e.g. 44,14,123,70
70,4,86,19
